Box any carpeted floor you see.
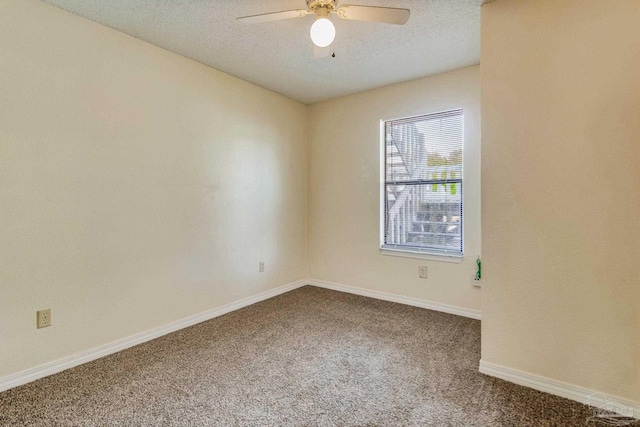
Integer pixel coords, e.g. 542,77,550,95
0,286,600,426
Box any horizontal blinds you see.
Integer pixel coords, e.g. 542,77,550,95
384,109,463,255
385,109,463,184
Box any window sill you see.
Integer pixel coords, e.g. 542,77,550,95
380,248,464,263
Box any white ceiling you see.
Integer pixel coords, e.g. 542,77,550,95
41,0,482,104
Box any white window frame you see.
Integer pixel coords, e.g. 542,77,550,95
379,109,465,262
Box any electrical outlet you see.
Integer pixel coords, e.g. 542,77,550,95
259,262,265,273
37,309,51,329
473,274,482,287
418,266,428,279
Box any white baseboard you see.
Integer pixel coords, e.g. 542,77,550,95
0,280,307,394
479,360,640,418
307,279,481,320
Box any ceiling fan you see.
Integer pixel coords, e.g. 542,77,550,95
237,0,410,58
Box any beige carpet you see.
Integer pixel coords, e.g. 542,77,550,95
0,286,601,426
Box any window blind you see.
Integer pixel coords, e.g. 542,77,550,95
383,109,463,255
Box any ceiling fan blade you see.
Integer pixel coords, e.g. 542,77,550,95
336,5,410,25
314,44,332,59
237,9,310,24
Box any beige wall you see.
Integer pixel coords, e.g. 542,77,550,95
0,0,308,378
481,0,640,403
308,66,481,312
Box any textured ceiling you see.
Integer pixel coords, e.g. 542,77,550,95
41,0,482,104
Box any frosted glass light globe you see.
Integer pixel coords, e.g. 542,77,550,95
310,17,336,48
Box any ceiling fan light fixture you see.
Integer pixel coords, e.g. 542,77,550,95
310,16,335,48
237,2,410,56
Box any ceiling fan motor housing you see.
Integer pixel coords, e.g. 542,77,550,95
306,0,337,13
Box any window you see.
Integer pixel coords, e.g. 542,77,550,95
382,109,463,257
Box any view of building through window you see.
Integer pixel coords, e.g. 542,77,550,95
382,109,463,255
